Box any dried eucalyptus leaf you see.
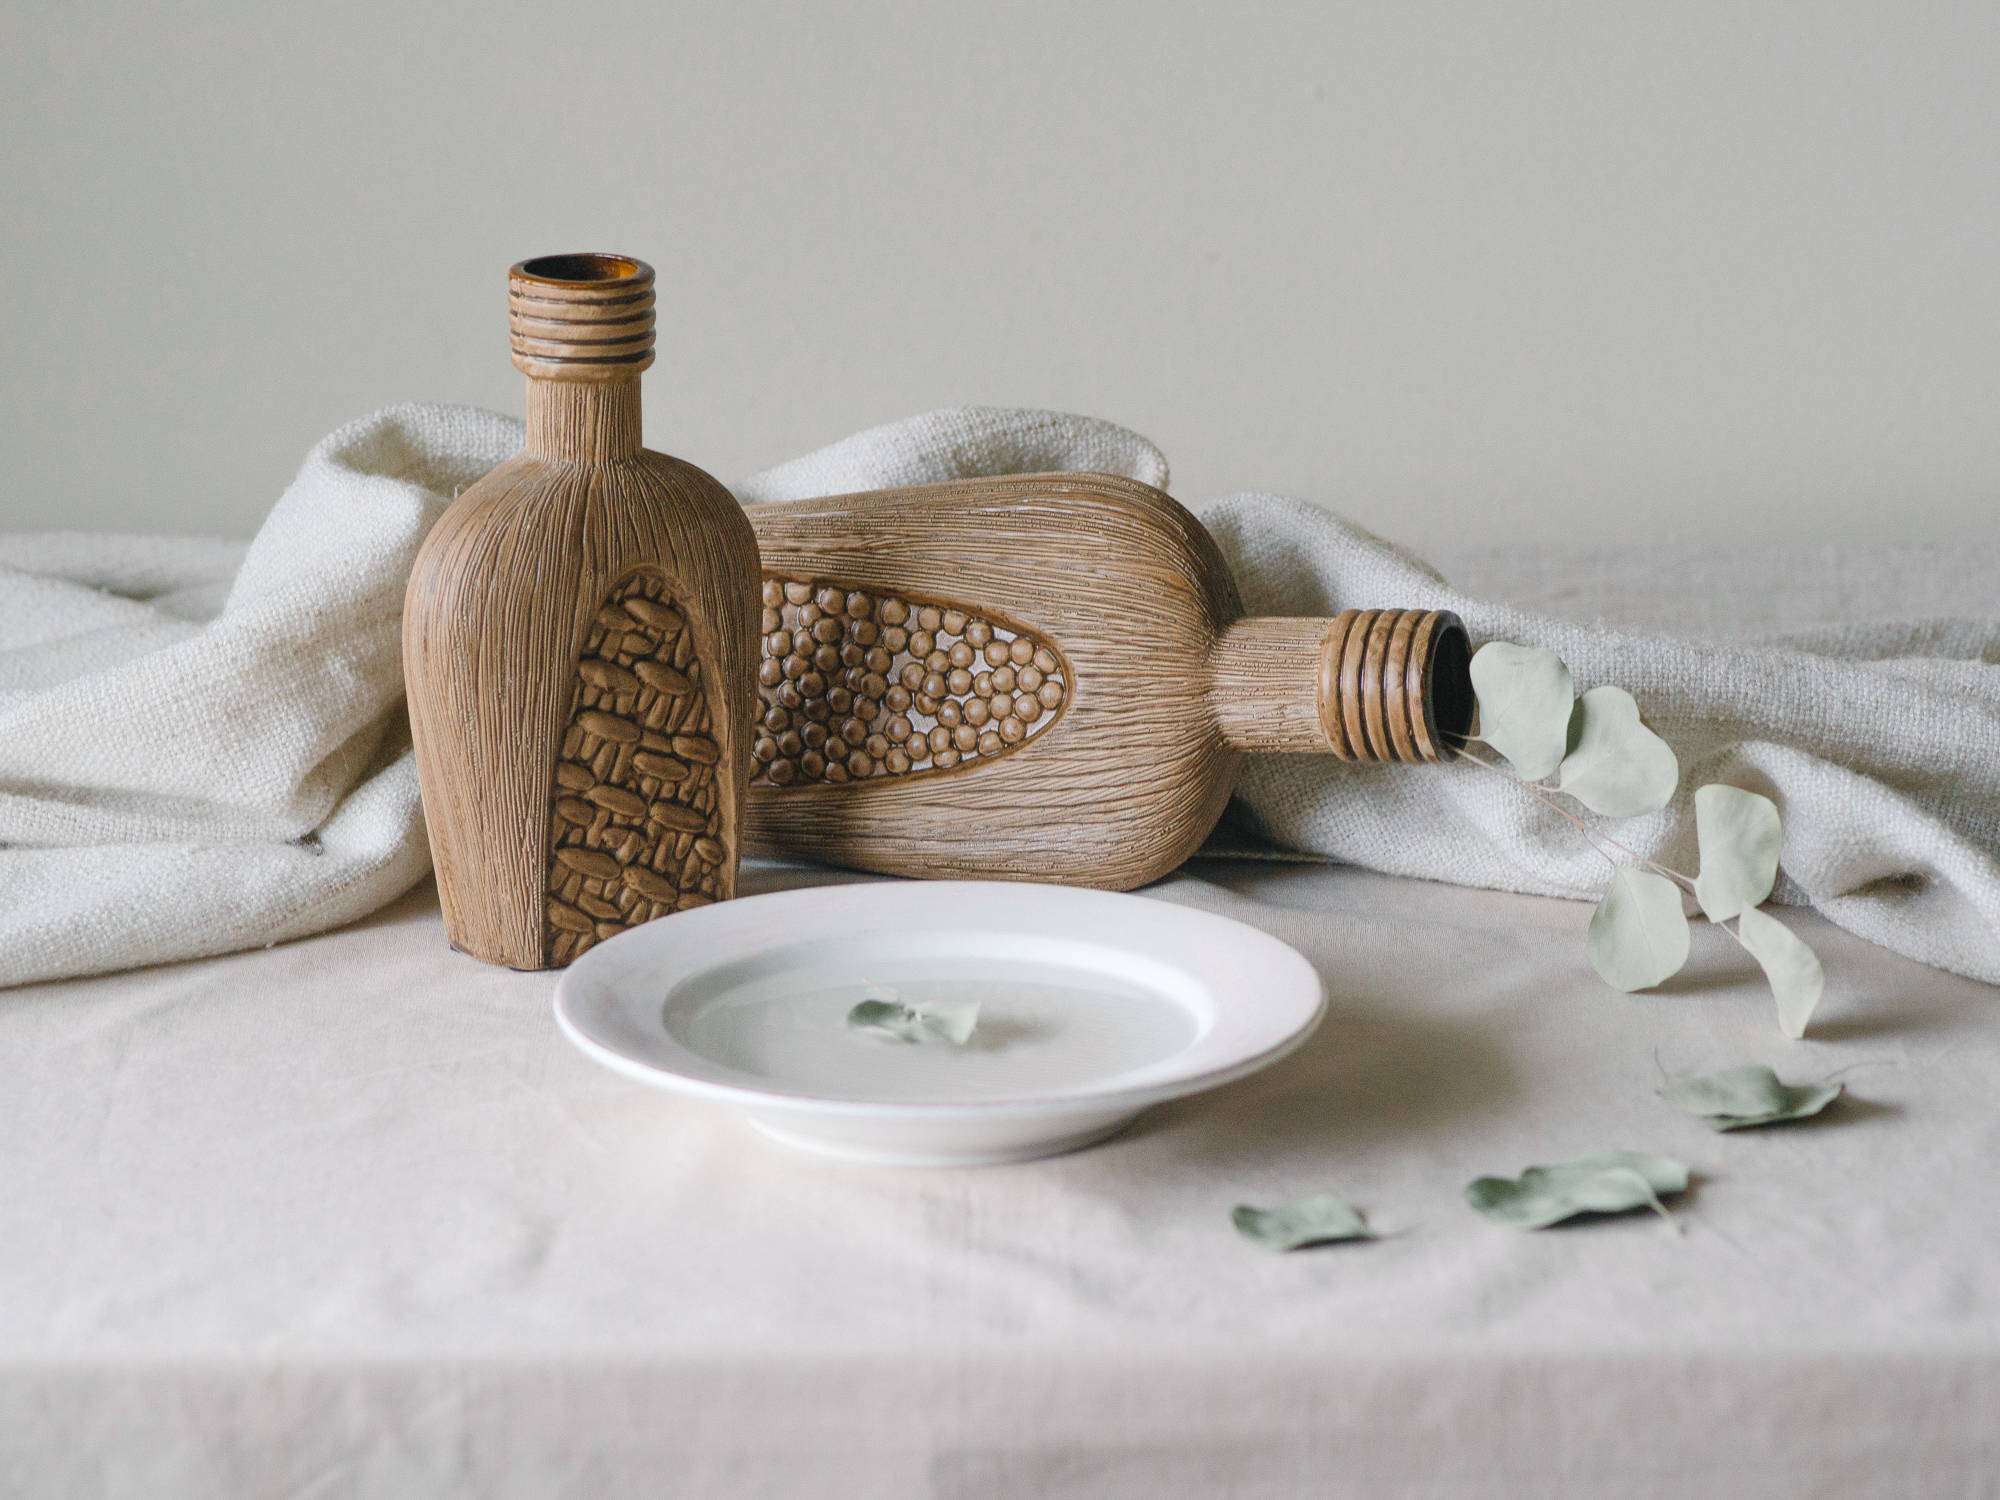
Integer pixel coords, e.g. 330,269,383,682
1693,785,1782,921
1231,1196,1373,1252
1468,642,1575,780
1587,867,1691,992
1733,908,1824,1039
1465,1151,1689,1230
1661,1064,1841,1131
1556,686,1679,816
846,993,981,1045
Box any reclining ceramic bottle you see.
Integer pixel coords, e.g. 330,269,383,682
743,473,1471,889
405,254,759,968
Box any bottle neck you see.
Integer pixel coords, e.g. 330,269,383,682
523,377,644,463
507,252,656,463
1208,610,1470,762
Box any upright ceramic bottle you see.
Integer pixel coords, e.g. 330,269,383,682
744,473,1472,889
405,254,760,968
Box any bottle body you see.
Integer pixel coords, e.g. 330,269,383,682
744,473,1469,889
404,256,759,967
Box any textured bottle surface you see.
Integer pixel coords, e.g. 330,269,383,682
742,472,1241,889
543,572,731,965
751,577,1072,787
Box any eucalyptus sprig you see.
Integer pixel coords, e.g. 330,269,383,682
845,985,981,1045
1458,643,1824,1037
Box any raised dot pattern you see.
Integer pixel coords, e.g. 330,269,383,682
544,573,726,964
750,578,1069,787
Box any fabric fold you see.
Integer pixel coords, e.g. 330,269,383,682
3,402,1995,987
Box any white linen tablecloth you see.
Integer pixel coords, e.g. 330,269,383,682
4,859,1995,1499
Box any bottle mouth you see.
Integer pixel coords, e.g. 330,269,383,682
1424,616,1475,754
1311,608,1473,763
513,253,651,286
508,252,656,380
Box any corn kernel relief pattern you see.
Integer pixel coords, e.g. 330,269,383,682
544,573,726,964
750,577,1071,786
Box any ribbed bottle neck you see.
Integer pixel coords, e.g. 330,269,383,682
1209,609,1471,761
508,252,656,462
507,253,656,381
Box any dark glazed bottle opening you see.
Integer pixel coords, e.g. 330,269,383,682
1424,616,1475,758
514,253,649,286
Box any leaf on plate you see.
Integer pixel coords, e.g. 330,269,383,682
1468,642,1575,780
1693,785,1783,922
1732,908,1825,1039
846,989,981,1045
1661,1064,1842,1131
1556,686,1679,817
1465,1151,1689,1230
1587,867,1691,992
1231,1195,1373,1252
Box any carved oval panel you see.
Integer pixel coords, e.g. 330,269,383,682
750,576,1070,788
544,572,727,965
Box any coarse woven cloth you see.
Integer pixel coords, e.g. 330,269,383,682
2,403,1995,988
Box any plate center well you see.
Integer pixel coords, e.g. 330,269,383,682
662,934,1208,1102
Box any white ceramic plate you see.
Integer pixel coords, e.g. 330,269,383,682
553,880,1324,1166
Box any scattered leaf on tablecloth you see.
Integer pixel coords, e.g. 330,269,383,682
1693,785,1783,922
1587,867,1691,992
1661,1064,1841,1131
1557,686,1680,817
846,989,980,1045
1465,1151,1689,1230
1231,1196,1374,1252
1468,642,1575,780
1732,908,1825,1039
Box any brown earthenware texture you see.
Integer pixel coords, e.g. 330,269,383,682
750,577,1070,787
543,572,726,965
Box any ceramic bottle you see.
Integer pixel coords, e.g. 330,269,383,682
405,254,760,968
743,473,1470,889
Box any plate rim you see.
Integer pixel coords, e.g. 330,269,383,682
552,880,1325,1120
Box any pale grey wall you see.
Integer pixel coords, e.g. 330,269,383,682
6,1,1998,553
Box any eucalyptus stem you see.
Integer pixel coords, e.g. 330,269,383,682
1452,742,1698,893
1460,640,1820,1035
